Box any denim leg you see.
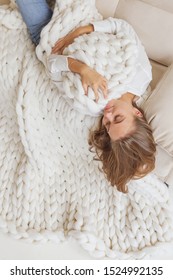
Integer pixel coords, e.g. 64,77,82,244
16,0,53,45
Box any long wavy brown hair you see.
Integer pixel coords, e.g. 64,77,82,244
88,106,156,193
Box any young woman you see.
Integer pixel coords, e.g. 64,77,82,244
16,0,156,193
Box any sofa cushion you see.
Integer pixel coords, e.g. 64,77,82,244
142,64,173,155
150,60,167,90
115,0,173,66
155,146,173,186
141,64,173,185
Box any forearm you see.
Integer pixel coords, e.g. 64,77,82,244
67,24,94,75
51,24,94,55
68,57,88,76
74,24,94,36
67,25,94,75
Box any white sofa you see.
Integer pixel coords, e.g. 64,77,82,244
1,0,172,185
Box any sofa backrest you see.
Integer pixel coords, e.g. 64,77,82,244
116,0,173,66
96,0,119,18
96,0,173,67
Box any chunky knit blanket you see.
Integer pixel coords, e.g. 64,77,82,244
0,0,173,259
37,0,138,116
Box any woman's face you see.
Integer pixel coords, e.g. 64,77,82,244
102,99,142,140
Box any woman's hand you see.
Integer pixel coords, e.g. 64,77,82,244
68,58,108,102
51,25,94,54
51,32,76,54
80,66,108,102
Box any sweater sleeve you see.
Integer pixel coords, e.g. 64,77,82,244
46,54,70,82
92,18,139,42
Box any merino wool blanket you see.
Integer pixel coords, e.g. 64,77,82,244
0,0,173,259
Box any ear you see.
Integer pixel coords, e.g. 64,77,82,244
133,108,143,118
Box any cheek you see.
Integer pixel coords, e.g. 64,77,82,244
120,106,134,117
126,117,136,132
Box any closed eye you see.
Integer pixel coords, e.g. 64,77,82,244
105,115,124,132
113,115,124,123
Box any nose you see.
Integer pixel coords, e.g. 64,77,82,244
104,111,114,122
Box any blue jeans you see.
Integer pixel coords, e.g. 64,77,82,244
16,0,53,45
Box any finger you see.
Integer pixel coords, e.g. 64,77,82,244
100,83,108,98
103,77,108,83
51,48,59,54
100,84,108,99
52,42,61,50
102,79,108,88
51,46,59,54
82,82,88,96
52,40,64,52
93,86,99,103
52,46,64,55
55,47,63,55
52,44,63,53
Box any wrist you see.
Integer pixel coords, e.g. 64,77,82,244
80,64,91,76
68,57,89,75
77,24,94,36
